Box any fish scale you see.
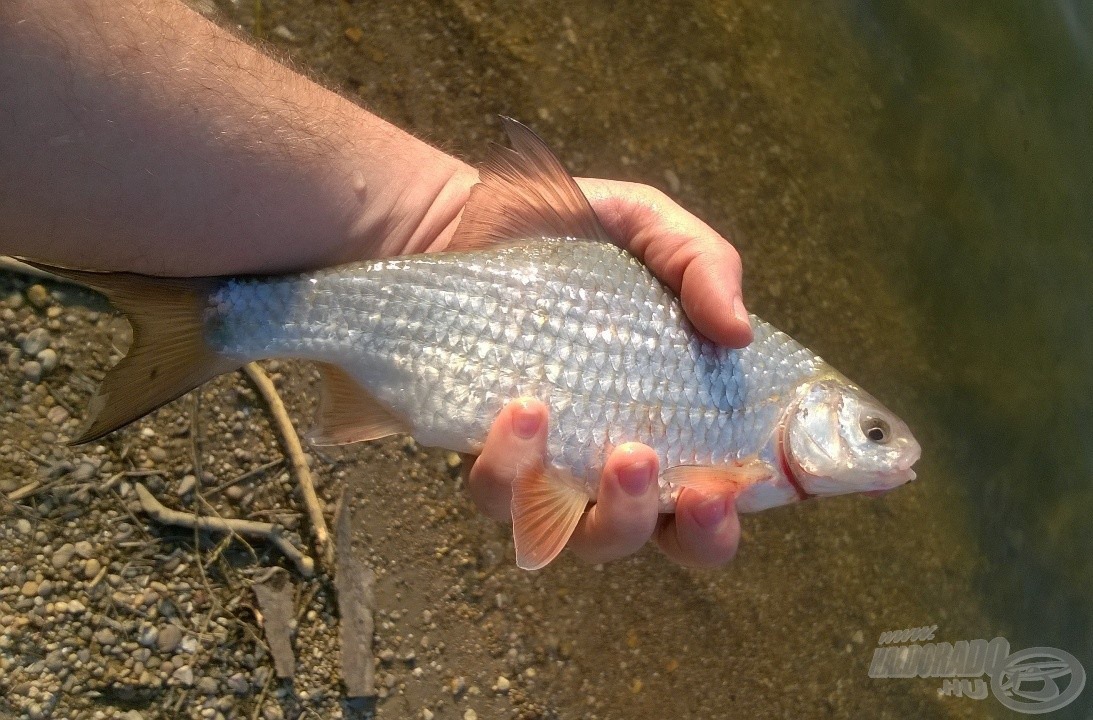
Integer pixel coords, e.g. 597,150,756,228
207,239,825,499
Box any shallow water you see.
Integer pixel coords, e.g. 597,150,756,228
260,0,1093,715
851,0,1093,685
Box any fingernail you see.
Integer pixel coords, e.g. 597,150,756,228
617,459,654,496
691,493,727,529
732,294,751,328
512,401,542,439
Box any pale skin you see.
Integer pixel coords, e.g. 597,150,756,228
1,0,752,568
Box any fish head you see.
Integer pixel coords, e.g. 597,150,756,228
782,377,920,498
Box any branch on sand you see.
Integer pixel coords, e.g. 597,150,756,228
134,483,315,577
334,492,376,699
243,362,335,571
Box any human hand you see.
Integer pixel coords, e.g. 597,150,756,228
466,398,742,568
457,178,748,568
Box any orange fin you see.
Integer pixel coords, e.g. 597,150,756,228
308,362,408,445
511,464,589,571
662,458,775,494
17,260,237,445
448,117,612,251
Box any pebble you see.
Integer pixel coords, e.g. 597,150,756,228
138,624,159,648
22,328,51,356
93,628,117,646
26,284,51,309
445,453,462,472
157,624,182,653
450,676,467,696
196,676,218,694
37,348,58,373
73,540,95,559
422,711,435,720
494,675,510,693
171,664,194,686
15,518,32,535
148,446,168,463
463,711,478,720
663,168,682,194
272,25,297,42
72,462,98,483
177,475,197,496
226,673,249,695
82,558,102,580
51,545,76,570
22,360,42,383
46,405,69,424
5,292,24,309
20,580,39,597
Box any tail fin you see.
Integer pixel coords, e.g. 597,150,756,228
20,260,241,445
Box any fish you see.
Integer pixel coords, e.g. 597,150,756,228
26,118,921,570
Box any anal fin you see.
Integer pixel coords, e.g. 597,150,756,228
309,362,409,445
511,464,589,571
662,457,775,494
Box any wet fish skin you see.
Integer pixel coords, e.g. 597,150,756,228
208,238,824,510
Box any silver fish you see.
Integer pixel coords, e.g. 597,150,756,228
29,119,920,570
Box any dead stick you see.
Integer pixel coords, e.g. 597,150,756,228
134,483,314,578
243,362,333,569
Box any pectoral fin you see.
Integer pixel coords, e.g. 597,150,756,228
662,458,775,494
511,464,589,571
309,362,408,445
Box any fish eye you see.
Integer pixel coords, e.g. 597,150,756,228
860,416,891,444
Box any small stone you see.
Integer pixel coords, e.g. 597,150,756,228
72,462,97,482
378,648,395,663
171,664,194,686
15,518,32,535
663,168,681,194
73,540,95,558
36,579,53,597
195,676,218,694
272,25,297,42
94,627,117,646
463,710,477,720
494,675,510,693
46,405,69,424
20,580,38,597
422,710,435,720
226,673,249,695
22,360,42,383
344,26,363,43
5,292,24,309
138,624,159,648
177,475,197,496
157,625,182,653
26,284,51,309
147,446,168,463
225,485,246,502
852,630,865,644
51,543,76,568
37,348,58,373
445,453,462,472
22,328,51,356
83,557,102,580
450,676,467,696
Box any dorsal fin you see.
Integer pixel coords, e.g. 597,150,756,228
448,117,612,251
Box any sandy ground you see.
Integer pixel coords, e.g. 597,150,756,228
1,1,1009,718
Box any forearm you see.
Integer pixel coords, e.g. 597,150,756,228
0,0,474,275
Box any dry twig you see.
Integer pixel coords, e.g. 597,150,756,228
243,362,333,569
134,483,314,577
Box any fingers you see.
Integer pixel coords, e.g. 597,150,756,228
465,398,547,521
655,488,741,568
567,443,661,564
577,178,752,348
